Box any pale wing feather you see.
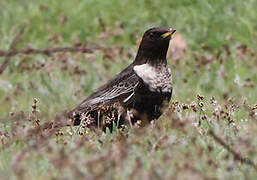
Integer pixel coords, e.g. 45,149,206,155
77,73,139,111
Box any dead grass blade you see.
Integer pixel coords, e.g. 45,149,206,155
209,130,257,170
0,45,96,57
0,24,26,74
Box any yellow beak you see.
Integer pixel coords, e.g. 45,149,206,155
161,28,176,39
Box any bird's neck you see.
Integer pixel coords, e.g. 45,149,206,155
133,42,169,66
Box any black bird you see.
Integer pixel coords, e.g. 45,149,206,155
68,27,176,130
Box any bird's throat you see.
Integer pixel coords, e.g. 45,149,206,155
134,41,170,65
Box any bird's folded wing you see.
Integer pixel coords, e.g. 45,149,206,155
72,72,139,113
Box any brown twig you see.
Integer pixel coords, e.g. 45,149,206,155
0,24,102,74
0,24,26,74
209,130,256,169
0,45,96,57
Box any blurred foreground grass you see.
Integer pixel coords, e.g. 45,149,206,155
0,0,257,179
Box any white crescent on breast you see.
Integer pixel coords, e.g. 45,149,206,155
133,63,172,93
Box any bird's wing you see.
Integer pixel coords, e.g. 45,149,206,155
71,68,139,114
83,73,139,106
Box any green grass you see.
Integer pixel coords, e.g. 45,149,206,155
0,0,257,179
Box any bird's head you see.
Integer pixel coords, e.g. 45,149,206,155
142,27,176,43
135,27,176,64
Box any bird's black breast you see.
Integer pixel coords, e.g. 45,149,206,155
127,79,172,121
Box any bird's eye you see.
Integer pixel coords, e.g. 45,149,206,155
149,32,160,39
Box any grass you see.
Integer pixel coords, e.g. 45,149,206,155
0,0,257,179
